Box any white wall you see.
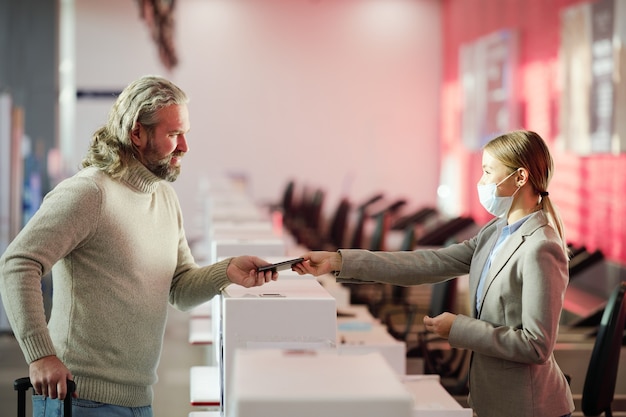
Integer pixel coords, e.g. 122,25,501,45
74,0,442,239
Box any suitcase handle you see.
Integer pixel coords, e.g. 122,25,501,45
14,377,76,417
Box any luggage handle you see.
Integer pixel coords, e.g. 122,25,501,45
14,377,76,417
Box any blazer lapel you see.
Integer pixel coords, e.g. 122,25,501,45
475,211,549,318
476,234,524,317
469,220,502,315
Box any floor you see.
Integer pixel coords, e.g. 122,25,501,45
1,306,204,417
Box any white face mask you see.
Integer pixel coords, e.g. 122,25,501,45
477,170,520,218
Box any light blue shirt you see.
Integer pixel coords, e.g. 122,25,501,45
475,214,533,313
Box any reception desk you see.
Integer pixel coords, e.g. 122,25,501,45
228,349,472,417
229,350,413,417
334,304,406,374
218,277,338,415
337,320,406,375
402,375,473,416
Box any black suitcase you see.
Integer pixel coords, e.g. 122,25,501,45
14,377,76,417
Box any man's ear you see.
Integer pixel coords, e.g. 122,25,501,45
130,122,143,148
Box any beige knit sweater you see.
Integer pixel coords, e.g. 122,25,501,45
0,161,231,407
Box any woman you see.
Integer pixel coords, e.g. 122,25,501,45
293,130,574,417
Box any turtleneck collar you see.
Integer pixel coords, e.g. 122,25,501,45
122,159,163,194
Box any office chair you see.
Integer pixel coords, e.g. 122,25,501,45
399,226,416,252
306,197,351,251
383,279,455,345
368,212,388,252
415,216,475,246
383,279,470,396
304,188,325,230
347,193,384,249
347,199,407,316
288,187,325,244
418,279,470,395
280,180,297,229
388,210,439,304
348,206,390,315
391,206,438,231
569,248,604,277
342,193,385,307
368,199,406,251
327,198,351,249
281,180,295,215
580,281,626,417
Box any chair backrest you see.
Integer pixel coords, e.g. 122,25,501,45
349,209,367,249
348,193,384,249
328,198,351,248
368,212,388,251
368,199,407,251
304,188,325,229
399,226,416,251
415,216,475,246
569,248,604,277
429,279,457,317
391,206,438,230
581,281,626,416
281,180,295,219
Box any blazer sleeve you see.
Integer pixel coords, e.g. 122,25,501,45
336,238,477,286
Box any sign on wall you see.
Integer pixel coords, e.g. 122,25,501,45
559,0,626,154
460,29,519,151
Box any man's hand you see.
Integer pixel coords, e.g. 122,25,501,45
227,256,278,287
29,355,77,400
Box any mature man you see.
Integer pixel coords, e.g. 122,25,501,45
0,75,276,416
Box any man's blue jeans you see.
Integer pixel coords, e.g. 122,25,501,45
33,396,153,417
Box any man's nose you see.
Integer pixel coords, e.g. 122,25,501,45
178,134,189,153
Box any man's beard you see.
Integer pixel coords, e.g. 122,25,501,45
145,150,183,182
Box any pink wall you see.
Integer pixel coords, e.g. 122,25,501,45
74,0,443,239
440,0,626,264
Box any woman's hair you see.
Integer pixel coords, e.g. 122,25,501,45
81,75,188,179
484,130,568,257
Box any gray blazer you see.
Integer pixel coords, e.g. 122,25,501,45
337,210,574,417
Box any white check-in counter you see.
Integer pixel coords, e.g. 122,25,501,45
229,350,413,417
337,320,406,375
218,277,337,415
210,237,287,263
402,375,473,416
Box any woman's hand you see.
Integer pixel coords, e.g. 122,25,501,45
292,251,341,277
423,312,457,339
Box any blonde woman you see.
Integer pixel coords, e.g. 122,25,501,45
294,130,574,417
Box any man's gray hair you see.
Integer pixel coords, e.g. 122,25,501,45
81,75,188,179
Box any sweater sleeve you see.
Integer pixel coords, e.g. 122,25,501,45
166,184,232,311
169,258,232,311
0,176,101,363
